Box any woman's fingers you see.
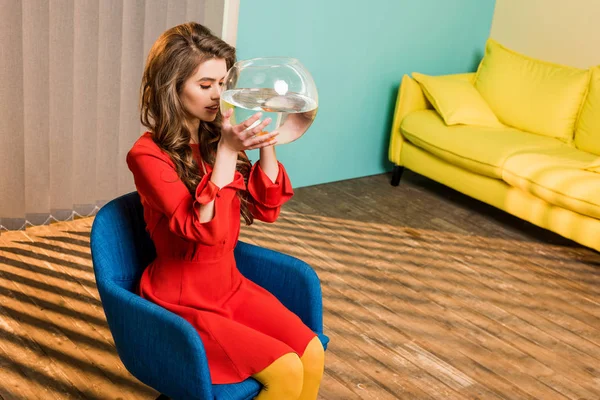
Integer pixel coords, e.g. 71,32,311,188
233,112,263,134
221,108,234,127
246,139,277,150
226,112,278,150
243,117,272,141
245,130,279,150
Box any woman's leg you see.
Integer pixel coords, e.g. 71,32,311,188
298,336,325,400
252,353,304,400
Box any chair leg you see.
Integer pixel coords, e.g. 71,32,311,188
156,395,170,400
391,165,404,186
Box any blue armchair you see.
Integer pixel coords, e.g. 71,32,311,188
90,192,329,400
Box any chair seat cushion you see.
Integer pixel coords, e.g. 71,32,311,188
502,147,600,219
212,378,261,400
401,110,567,179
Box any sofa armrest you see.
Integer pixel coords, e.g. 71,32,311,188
99,281,213,400
388,72,477,165
234,241,328,349
389,74,431,165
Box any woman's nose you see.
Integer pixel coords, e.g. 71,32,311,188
211,85,222,99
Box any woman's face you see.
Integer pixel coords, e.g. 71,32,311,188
180,58,227,126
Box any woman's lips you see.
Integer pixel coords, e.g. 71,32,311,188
205,105,218,113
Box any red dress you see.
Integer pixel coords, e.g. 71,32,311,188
126,132,316,384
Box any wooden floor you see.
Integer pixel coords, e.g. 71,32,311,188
1,170,600,399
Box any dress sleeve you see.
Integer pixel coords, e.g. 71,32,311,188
126,143,245,245
247,161,294,223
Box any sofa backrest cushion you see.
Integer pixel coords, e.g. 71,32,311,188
575,66,600,155
412,72,503,128
474,38,589,143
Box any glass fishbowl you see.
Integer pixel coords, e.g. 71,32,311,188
220,57,318,145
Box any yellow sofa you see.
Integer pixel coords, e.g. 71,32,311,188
388,39,600,252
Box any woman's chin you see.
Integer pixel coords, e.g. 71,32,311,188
201,111,218,122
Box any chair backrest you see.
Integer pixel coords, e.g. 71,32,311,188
90,192,155,294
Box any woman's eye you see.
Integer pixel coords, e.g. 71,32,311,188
219,82,224,86
200,85,211,89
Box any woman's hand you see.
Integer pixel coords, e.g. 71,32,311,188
220,109,278,152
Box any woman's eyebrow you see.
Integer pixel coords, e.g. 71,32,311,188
197,76,226,82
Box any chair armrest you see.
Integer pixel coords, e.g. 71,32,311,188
234,241,325,337
98,281,213,400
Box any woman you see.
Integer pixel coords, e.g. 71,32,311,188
126,22,324,400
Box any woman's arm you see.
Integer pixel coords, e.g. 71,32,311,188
259,145,279,184
198,110,278,223
197,142,238,223
126,142,237,245
247,160,294,223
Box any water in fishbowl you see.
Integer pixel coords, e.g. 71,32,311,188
221,88,318,145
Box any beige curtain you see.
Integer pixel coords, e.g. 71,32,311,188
0,0,225,231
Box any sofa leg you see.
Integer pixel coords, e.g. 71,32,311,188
156,395,170,400
391,165,404,186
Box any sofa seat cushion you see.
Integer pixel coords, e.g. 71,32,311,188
502,148,600,219
401,110,566,179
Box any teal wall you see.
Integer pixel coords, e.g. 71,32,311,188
236,0,496,188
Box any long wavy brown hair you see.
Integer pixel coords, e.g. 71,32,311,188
140,22,254,225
